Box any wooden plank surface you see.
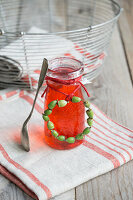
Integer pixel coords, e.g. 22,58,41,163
118,0,133,82
0,0,133,200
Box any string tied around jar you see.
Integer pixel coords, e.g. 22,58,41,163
41,75,90,101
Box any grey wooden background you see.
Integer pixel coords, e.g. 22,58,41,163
0,0,133,199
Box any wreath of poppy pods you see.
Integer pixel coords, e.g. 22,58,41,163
42,96,94,144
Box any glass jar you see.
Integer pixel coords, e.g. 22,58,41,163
44,57,85,150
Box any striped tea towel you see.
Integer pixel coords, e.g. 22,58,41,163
0,90,133,200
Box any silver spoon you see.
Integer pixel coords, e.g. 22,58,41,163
21,58,48,152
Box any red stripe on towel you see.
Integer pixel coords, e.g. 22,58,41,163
94,119,133,144
21,95,43,113
90,131,132,160
94,112,133,138
92,104,133,133
0,165,38,200
6,91,18,98
93,125,133,152
87,134,126,163
0,95,2,100
83,140,120,168
0,145,52,199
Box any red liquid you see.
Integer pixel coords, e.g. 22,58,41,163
44,67,85,150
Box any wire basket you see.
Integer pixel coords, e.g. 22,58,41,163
0,0,121,97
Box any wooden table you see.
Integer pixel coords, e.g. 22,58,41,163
0,0,133,199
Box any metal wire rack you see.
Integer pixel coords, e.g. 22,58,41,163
0,0,122,92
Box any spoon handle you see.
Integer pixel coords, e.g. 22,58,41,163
29,58,48,117
21,58,48,151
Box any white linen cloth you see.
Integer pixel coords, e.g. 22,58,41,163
0,90,133,200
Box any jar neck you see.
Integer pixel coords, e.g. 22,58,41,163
45,75,82,86
47,57,84,80
42,75,90,99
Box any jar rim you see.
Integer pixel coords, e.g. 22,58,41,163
47,57,84,80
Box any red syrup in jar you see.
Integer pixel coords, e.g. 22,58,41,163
44,58,85,150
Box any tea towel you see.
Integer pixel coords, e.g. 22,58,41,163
0,90,133,200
